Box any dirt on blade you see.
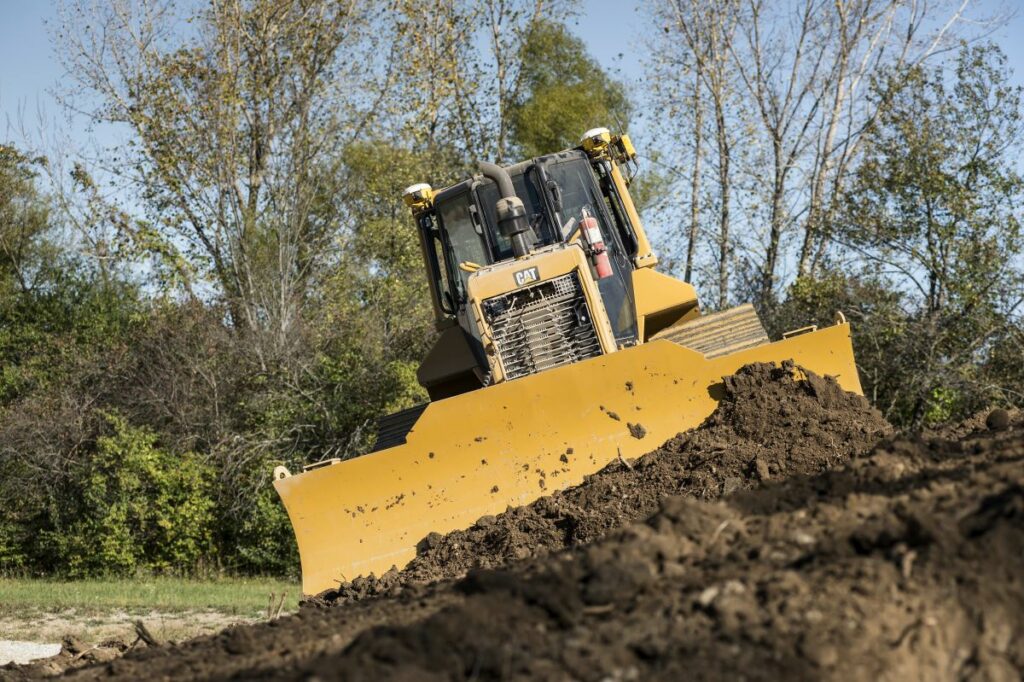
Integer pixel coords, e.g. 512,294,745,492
8,364,1024,682
316,362,889,605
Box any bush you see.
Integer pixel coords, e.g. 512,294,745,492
37,412,216,577
769,271,1024,427
229,484,298,577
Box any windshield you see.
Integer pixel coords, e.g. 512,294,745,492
476,168,558,260
546,158,638,344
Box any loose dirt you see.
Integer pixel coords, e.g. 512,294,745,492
6,364,1022,681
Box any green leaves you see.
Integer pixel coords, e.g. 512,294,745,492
39,413,216,577
509,20,631,158
798,43,1024,426
843,43,1024,315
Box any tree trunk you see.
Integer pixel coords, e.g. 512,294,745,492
714,97,731,309
760,134,785,304
686,66,704,283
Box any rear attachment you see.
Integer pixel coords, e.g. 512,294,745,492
655,304,769,358
275,319,861,596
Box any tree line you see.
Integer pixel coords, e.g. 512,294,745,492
1,0,1021,578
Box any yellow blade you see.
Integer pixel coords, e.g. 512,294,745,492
275,321,860,595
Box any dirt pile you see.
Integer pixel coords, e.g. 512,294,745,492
305,419,1024,681
319,362,889,605
16,405,1021,681
11,366,1024,681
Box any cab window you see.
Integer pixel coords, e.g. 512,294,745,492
436,192,489,302
476,169,557,261
419,213,456,317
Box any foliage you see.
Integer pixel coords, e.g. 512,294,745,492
770,47,1024,428
37,413,216,577
509,20,631,157
2,2,1021,582
55,0,385,351
768,270,910,420
0,145,53,297
646,0,987,307
830,43,1024,425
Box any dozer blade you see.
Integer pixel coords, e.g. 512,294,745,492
275,318,861,596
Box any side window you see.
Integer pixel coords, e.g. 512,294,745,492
437,193,489,302
420,214,455,316
433,232,455,311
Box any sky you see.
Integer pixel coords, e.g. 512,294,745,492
2,0,1023,153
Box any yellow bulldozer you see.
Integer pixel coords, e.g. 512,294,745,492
274,128,861,595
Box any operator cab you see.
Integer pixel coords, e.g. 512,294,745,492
414,148,640,345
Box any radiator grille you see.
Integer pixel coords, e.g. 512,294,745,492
482,273,602,381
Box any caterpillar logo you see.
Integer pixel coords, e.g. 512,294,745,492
513,267,540,287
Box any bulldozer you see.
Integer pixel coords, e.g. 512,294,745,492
274,128,861,596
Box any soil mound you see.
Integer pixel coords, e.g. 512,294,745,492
309,426,1024,681
318,362,889,605
9,366,1023,681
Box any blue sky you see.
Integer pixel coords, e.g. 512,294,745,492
2,0,1022,150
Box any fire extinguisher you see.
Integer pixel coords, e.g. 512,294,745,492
580,208,613,279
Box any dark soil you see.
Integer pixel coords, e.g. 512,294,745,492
7,364,1023,681
317,427,1024,682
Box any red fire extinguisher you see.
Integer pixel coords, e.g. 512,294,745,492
580,208,613,279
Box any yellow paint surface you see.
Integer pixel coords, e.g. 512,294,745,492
275,323,860,595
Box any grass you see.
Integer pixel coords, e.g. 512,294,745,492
0,577,300,644
0,576,299,616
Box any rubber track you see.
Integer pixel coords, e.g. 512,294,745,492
653,303,770,359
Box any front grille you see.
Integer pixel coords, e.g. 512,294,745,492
482,273,602,380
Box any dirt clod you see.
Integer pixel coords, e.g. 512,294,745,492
986,407,1011,431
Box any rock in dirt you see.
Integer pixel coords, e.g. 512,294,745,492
0,642,61,667
987,408,1011,431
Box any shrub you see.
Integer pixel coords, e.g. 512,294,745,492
38,412,216,577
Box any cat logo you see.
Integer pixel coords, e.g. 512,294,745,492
513,267,540,287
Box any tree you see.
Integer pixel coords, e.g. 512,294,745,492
382,0,586,164
54,0,387,358
476,0,577,163
508,19,631,158
647,0,984,306
835,43,1024,424
648,0,742,307
0,145,53,296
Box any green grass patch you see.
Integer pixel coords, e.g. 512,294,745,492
0,576,299,617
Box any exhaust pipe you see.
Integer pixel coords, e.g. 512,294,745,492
480,162,530,258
